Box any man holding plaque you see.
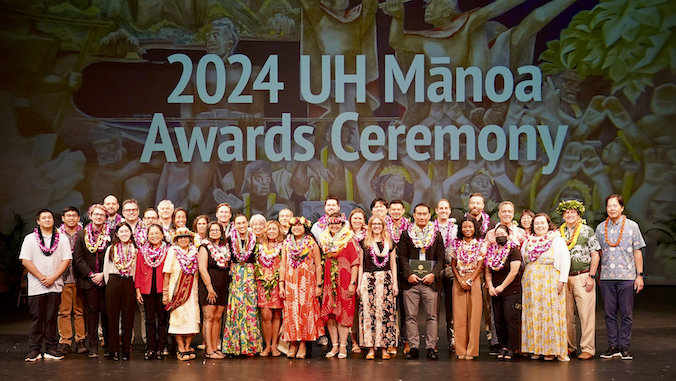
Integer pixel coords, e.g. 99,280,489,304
398,204,445,360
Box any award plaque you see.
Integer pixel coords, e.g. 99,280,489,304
410,259,434,278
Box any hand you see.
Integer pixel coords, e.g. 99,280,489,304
207,290,217,304
460,279,471,291
604,96,632,129
470,107,486,128
580,145,605,178
584,276,595,293
91,273,104,286
279,284,286,299
307,158,335,182
421,273,435,285
557,281,565,295
347,284,356,298
212,189,244,210
407,274,422,284
315,285,323,298
643,148,676,185
162,293,169,305
393,284,399,297
540,76,561,113
65,70,83,91
488,285,498,297
634,275,644,293
136,290,144,304
559,142,583,176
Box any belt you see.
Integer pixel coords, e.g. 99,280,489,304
569,269,590,276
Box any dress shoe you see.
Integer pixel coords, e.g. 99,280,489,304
113,352,120,361
578,352,594,360
427,348,438,360
405,348,419,359
122,353,130,361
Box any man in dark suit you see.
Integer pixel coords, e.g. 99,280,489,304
73,204,111,358
398,203,445,360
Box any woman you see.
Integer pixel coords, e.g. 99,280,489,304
171,208,188,234
359,215,398,360
521,213,570,361
279,216,324,358
222,214,263,356
319,213,359,359
192,215,210,246
450,216,484,360
347,208,366,354
163,227,200,361
198,222,230,359
520,209,535,236
256,220,284,357
135,224,169,360
103,222,138,361
484,224,522,360
250,214,266,239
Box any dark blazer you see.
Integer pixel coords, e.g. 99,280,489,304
397,229,445,291
73,229,108,290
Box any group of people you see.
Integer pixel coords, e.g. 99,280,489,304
20,192,645,363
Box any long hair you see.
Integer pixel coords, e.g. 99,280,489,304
348,208,366,232
192,214,210,236
171,207,188,230
260,220,284,245
205,221,224,245
534,213,557,232
363,215,393,249
110,221,137,261
456,216,482,240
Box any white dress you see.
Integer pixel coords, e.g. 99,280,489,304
163,246,200,334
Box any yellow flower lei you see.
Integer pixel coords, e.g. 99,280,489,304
559,221,582,250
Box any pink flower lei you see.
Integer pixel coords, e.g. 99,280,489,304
59,223,82,237
230,228,255,262
408,222,436,252
132,221,147,246
316,213,347,231
369,241,390,268
258,242,282,268
113,243,136,277
451,238,483,265
465,210,490,235
284,234,314,269
386,215,410,244
84,222,111,253
434,219,456,248
141,242,167,268
525,231,557,263
352,229,366,243
203,240,230,268
175,245,199,275
485,241,518,271
34,227,60,256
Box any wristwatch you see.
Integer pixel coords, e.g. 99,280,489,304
638,272,644,276
350,280,357,286
466,279,473,286
589,274,596,280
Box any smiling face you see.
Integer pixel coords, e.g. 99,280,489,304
195,217,208,236
325,199,339,215
328,221,343,235
520,214,533,229
389,203,405,221
104,195,119,216
90,207,107,227
370,217,384,236
143,210,158,226
173,211,187,229
461,220,475,239
158,202,174,220
436,200,451,220
371,201,387,219
37,211,54,231
177,236,191,249
208,224,222,241
62,210,80,229
291,223,305,238
267,223,280,241
147,226,164,247
122,202,139,223
216,205,231,224
498,203,514,225
468,195,484,217
251,220,265,236
563,209,580,226
533,216,550,236
413,205,430,228
278,209,292,227
606,197,624,221
234,216,249,235
350,212,365,232
116,225,132,244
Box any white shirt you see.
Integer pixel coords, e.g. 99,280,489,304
19,231,72,296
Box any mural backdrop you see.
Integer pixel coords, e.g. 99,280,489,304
1,0,675,283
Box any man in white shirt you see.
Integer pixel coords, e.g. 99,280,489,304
20,209,72,361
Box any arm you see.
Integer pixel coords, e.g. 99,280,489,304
496,260,520,295
279,246,287,299
348,263,359,298
198,246,217,303
313,243,323,297
22,259,45,285
389,246,399,296
471,0,530,30
485,266,496,296
423,238,445,285
48,259,71,288
357,244,364,297
162,273,171,305
634,249,644,293
73,232,94,279
586,250,600,292
102,247,112,285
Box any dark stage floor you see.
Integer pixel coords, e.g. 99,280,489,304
1,286,674,381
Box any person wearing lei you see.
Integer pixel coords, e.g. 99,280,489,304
279,216,324,358
318,213,360,359
594,194,645,360
435,199,459,353
102,222,138,361
135,224,169,360
520,209,535,237
121,199,146,246
358,215,399,360
397,204,446,360
162,227,200,361
385,199,410,244
556,199,601,360
196,221,229,359
222,214,263,356
72,203,111,358
311,196,343,238
255,220,284,357
449,216,485,360
192,214,210,247
465,193,491,238
347,208,367,355
520,213,571,362
103,195,122,232
484,224,522,361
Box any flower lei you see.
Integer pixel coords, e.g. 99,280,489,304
369,241,390,268
386,215,410,244
466,210,490,234
604,216,626,247
352,229,366,243
434,219,456,248
408,222,436,253
256,242,282,301
284,234,314,268
108,214,122,229
84,222,111,253
485,241,518,271
229,228,256,262
34,227,60,256
560,221,583,250
525,231,557,263
451,238,483,265
59,223,82,237
315,213,347,231
141,242,167,268
319,227,353,258
203,240,230,268
132,221,147,246
113,243,136,277
258,242,282,268
175,245,199,275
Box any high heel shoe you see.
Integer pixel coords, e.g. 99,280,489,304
338,344,348,359
325,344,339,358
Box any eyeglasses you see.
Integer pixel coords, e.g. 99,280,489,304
123,208,139,212
91,213,106,217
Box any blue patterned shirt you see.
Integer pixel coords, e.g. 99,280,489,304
595,216,645,281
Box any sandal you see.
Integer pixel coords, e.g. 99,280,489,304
287,345,297,358
365,350,375,360
205,352,223,360
387,346,397,355
381,349,390,360
498,348,508,359
260,347,270,357
351,342,362,354
325,344,339,358
504,350,515,360
337,344,348,359
177,351,191,361
544,355,555,361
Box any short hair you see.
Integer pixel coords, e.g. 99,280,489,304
122,199,138,209
605,194,624,207
250,214,266,228
413,203,430,214
520,209,535,220
370,197,388,210
104,194,118,203
469,192,484,201
210,17,239,56
62,206,80,216
157,199,174,210
146,224,167,244
192,214,210,233
37,209,54,219
389,199,405,208
494,224,510,236
325,195,340,206
279,208,293,216
534,213,557,231
143,208,158,217
498,201,515,211
457,216,482,240
88,204,107,218
216,203,231,213
436,199,451,209
233,213,248,223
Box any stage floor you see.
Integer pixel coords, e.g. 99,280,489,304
1,286,674,381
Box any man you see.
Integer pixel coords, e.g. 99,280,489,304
122,199,145,245
485,201,527,247
386,199,410,245
557,199,600,360
596,194,645,360
20,209,72,361
466,193,490,238
216,202,233,236
103,195,121,231
436,199,458,351
370,197,388,221
73,204,111,358
142,208,159,226
56,207,86,356
398,204,445,360
278,208,293,235
311,196,343,238
157,199,174,240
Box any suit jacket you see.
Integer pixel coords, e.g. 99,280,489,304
135,250,165,294
73,229,108,290
397,229,445,291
